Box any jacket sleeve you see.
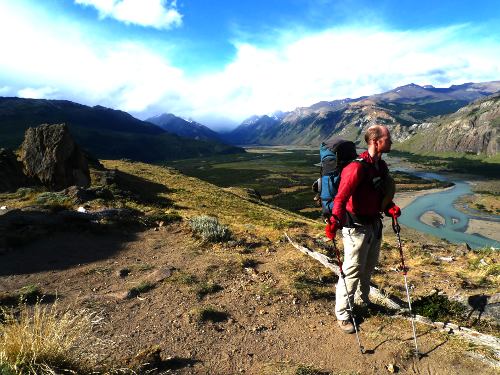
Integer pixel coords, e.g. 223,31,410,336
332,162,365,226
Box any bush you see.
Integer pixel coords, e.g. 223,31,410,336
189,216,232,242
413,293,467,322
0,302,92,374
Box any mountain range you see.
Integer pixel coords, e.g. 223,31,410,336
222,81,500,155
0,97,243,162
146,113,223,142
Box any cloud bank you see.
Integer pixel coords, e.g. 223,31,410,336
75,0,182,29
1,3,499,130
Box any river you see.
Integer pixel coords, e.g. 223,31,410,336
397,171,500,249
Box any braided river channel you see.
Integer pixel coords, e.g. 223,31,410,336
397,171,500,249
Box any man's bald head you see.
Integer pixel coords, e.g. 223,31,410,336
364,125,388,145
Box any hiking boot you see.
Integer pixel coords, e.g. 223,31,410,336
337,319,355,334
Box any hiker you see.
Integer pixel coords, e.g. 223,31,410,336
325,124,401,334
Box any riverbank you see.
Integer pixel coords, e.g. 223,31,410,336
395,185,454,209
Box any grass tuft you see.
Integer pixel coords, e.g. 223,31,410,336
196,282,223,300
189,215,232,242
0,302,92,375
295,364,330,375
127,282,154,299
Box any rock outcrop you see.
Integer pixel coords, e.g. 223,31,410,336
20,124,90,190
0,148,29,192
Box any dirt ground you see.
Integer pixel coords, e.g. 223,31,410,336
0,220,497,375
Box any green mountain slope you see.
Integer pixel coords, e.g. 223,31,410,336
0,97,243,162
398,93,500,156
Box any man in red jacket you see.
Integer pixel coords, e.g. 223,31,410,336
325,125,401,333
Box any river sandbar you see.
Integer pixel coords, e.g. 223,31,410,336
465,219,500,243
420,211,446,228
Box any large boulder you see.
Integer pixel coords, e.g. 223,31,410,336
0,148,29,192
20,124,90,190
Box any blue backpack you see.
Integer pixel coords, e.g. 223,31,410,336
313,138,358,220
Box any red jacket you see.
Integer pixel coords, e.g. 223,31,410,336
332,151,390,225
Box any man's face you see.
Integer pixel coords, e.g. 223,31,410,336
376,128,392,153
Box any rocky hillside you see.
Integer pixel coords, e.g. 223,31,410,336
0,97,243,162
146,113,224,142
0,159,498,374
223,81,500,149
399,93,500,156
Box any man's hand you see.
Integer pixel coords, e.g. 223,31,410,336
386,204,401,219
325,217,340,240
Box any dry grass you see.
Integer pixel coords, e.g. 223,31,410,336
0,302,93,375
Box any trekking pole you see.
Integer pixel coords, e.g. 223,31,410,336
332,240,365,354
392,217,420,358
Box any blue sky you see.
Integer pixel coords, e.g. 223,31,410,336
1,0,500,130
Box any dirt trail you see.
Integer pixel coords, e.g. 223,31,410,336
0,222,496,374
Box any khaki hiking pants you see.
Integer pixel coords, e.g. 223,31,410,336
335,220,382,321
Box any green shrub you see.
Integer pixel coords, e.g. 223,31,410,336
189,216,232,242
35,192,73,210
413,293,466,322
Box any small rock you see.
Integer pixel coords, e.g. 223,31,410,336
149,267,174,283
386,363,399,373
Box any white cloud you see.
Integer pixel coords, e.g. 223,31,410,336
75,0,182,29
1,2,499,130
18,87,58,99
181,26,500,125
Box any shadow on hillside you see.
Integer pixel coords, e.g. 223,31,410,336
0,229,136,276
0,206,150,276
112,169,175,208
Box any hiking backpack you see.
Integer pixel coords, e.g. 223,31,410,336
312,138,359,220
